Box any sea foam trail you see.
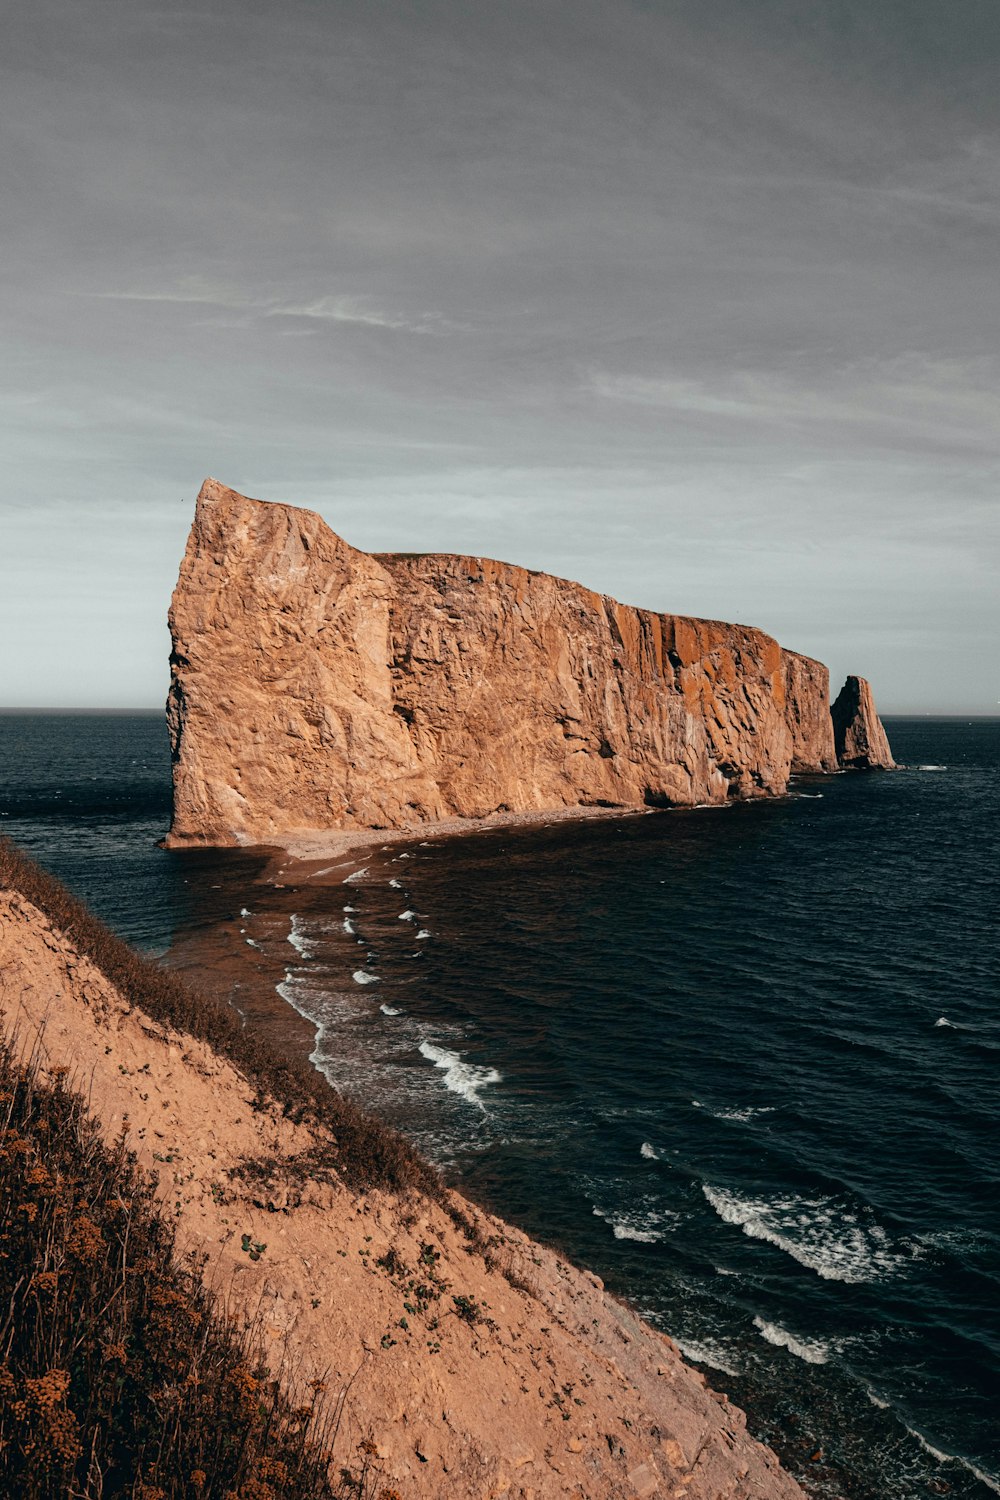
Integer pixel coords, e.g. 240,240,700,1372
905,1427,1000,1495
702,1184,912,1283
591,1201,678,1243
343,867,369,884
352,970,378,985
640,1142,660,1160
673,1338,740,1378
417,1040,500,1109
709,1105,776,1123
398,910,417,922
753,1317,830,1365
288,914,320,959
379,1003,402,1017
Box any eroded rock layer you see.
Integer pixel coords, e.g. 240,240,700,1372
167,479,846,847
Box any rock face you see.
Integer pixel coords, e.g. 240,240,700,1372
167,478,848,847
831,675,895,769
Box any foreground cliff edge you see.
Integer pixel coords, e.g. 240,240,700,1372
0,845,806,1499
165,479,893,849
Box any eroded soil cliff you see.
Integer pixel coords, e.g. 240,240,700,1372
0,884,806,1500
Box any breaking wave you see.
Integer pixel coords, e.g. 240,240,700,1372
702,1184,914,1283
674,1338,740,1378
904,1427,1000,1495
753,1317,830,1365
417,1040,500,1108
288,914,320,958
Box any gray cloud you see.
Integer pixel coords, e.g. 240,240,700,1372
1,0,998,710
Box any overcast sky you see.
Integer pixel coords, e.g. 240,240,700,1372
2,0,997,711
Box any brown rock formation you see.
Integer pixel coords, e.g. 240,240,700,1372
167,478,843,848
831,676,895,769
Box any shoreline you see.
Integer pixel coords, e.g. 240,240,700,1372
1,858,808,1500
263,801,655,886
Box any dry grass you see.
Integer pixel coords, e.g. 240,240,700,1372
0,1037,395,1500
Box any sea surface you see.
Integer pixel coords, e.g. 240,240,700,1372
2,710,998,1499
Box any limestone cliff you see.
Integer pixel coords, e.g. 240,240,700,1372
167,479,847,847
831,675,895,769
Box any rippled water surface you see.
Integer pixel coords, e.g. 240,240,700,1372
2,711,998,1499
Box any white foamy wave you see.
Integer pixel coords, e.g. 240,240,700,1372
753,1316,829,1365
240,907,251,918
640,1142,660,1160
352,970,379,985
389,877,402,889
866,1388,890,1410
380,1003,402,1016
904,1426,1000,1494
394,853,410,860
917,764,947,772
795,792,823,799
934,1016,956,1028
245,937,261,950
398,910,417,922
416,929,431,940
417,1040,500,1108
288,914,321,959
673,1338,740,1378
702,1184,912,1283
343,904,356,913
592,1205,667,1243
343,867,369,884
343,918,355,935
709,1105,776,1123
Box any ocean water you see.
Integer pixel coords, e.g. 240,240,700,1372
2,710,998,1499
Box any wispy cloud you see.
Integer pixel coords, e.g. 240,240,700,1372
84,286,465,335
589,355,1000,451
266,295,467,335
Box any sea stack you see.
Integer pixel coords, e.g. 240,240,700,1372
166,479,880,848
831,675,896,770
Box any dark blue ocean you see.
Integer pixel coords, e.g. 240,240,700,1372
2,711,998,1500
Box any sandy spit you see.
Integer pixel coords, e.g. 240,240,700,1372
0,888,804,1500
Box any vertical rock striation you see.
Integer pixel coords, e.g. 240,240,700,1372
166,479,875,848
831,675,896,769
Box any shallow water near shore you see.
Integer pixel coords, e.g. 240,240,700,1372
2,710,998,1499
